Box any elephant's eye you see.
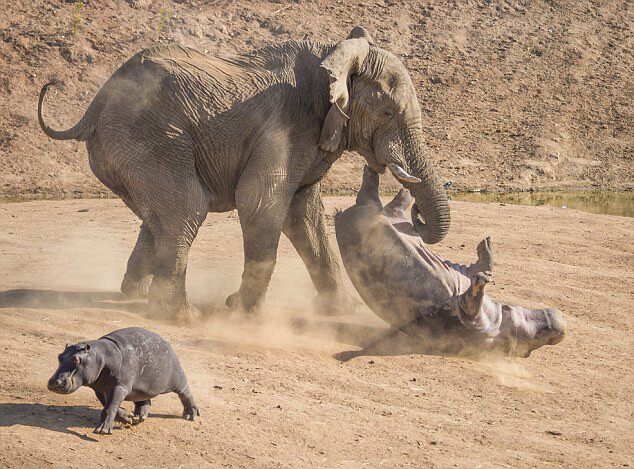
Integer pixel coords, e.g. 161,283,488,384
384,110,394,118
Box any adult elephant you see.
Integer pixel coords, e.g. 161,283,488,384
38,26,450,322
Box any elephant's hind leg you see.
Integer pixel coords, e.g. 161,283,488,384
120,151,209,322
121,222,155,299
145,191,208,324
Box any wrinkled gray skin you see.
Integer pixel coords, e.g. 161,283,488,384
48,327,199,434
335,167,567,358
37,26,450,321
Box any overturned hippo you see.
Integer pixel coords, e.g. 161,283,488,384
335,167,566,357
48,327,199,434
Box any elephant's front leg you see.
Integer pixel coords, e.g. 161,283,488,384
282,183,358,315
226,166,294,313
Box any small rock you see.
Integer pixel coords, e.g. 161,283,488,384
546,430,562,436
77,208,89,212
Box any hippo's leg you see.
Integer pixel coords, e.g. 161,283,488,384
356,166,382,209
176,384,200,421
133,400,151,423
467,236,494,278
94,386,128,435
382,188,413,218
94,390,133,426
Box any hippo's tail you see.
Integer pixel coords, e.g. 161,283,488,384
38,82,91,141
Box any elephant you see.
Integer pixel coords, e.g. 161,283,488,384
37,26,450,322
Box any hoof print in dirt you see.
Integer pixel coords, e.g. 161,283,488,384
48,327,198,433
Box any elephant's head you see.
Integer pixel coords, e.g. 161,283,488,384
318,27,450,244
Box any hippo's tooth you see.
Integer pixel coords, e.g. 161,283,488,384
387,164,421,183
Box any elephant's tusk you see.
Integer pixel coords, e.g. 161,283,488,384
387,163,421,184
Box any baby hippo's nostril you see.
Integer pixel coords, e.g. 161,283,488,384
48,376,68,392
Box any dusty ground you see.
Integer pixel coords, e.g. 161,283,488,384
1,0,633,198
0,195,632,467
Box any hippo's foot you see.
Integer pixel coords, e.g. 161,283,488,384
133,400,151,423
115,407,134,425
120,274,153,299
313,291,361,316
183,404,200,421
458,271,491,319
469,237,494,277
470,271,491,297
94,419,114,435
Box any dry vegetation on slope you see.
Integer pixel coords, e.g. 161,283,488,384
0,0,632,198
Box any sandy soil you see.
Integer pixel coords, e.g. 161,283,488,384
0,195,632,467
1,0,633,198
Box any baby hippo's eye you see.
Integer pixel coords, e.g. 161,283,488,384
72,355,80,365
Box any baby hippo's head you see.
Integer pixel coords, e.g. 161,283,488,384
48,343,98,394
496,306,567,357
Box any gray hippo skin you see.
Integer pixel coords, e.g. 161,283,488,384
335,167,566,358
48,327,199,434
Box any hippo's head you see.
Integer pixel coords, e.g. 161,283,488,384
48,343,100,394
492,306,567,357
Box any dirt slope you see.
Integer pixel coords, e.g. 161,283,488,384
1,0,633,198
0,196,632,467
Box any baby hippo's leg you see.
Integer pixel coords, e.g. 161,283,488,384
133,400,151,423
95,390,133,426
177,384,200,421
94,386,128,435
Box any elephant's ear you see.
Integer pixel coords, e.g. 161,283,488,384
318,27,372,152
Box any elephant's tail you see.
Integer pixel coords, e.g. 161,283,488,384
38,82,90,141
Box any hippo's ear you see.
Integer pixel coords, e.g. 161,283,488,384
85,344,91,351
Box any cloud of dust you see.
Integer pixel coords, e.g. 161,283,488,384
475,354,553,392
187,251,374,352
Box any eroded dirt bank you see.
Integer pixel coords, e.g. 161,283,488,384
0,197,632,467
1,0,633,197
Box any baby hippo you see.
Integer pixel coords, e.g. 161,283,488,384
335,167,566,358
48,327,199,434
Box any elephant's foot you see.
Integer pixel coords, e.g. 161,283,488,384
313,291,361,316
148,295,201,325
121,274,153,299
173,301,202,325
225,290,262,314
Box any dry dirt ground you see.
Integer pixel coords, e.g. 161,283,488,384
1,0,633,198
0,195,632,467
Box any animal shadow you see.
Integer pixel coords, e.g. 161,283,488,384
0,403,100,441
0,289,146,314
290,318,462,362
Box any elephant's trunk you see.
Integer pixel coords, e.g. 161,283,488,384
386,129,450,244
